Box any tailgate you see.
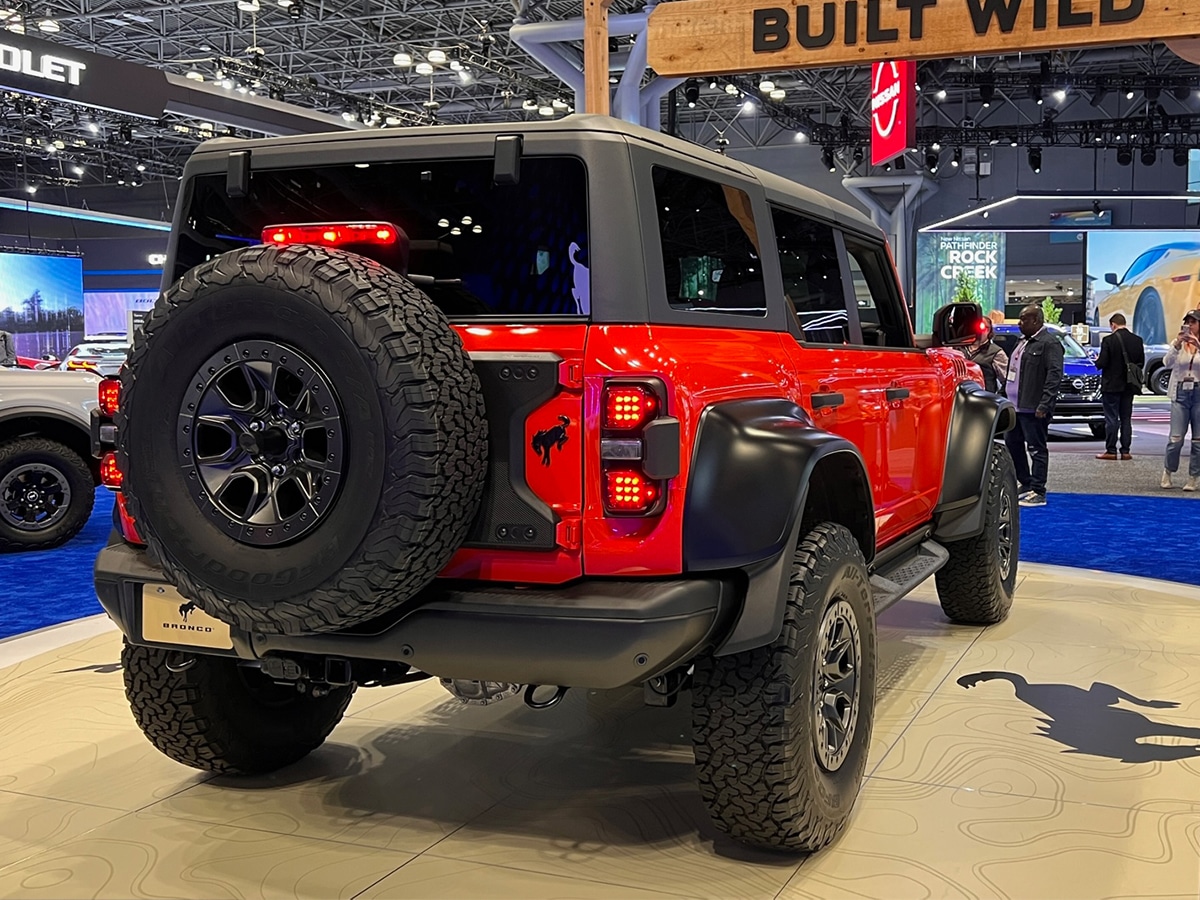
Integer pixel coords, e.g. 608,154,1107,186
440,324,587,582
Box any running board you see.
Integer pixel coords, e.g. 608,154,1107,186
870,540,949,614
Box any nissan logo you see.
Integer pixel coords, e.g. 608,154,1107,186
1073,378,1084,391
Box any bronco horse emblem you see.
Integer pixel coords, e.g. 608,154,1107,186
532,415,570,466
179,601,197,622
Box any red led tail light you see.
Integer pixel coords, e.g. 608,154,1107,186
100,452,124,489
98,378,121,417
261,222,398,248
604,385,657,430
603,469,659,514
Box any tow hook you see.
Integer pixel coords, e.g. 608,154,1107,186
524,684,568,709
164,652,196,673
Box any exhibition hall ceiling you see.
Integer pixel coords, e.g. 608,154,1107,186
0,0,1194,195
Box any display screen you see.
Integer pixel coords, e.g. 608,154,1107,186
0,252,84,359
84,290,158,337
1087,230,1200,344
914,231,1007,332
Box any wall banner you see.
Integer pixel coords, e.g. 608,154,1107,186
914,231,1008,332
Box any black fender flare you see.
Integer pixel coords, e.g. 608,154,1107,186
682,398,874,656
933,382,1017,542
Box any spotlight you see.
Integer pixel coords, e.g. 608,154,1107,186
1088,79,1108,106
935,89,947,101
1174,146,1190,166
770,88,786,100
185,70,204,82
392,51,413,67
952,147,962,168
1141,146,1157,166
538,104,554,117
895,154,906,170
552,98,569,111
1116,146,1133,166
979,81,995,107
1028,146,1042,173
236,0,260,10
925,148,939,172
684,78,699,108
724,83,739,96
758,80,775,93
1125,86,1135,100
1093,200,1102,215
1053,88,1067,102
72,165,83,176
36,17,58,33
1028,79,1043,104
741,99,756,115
821,147,835,172
427,48,447,64
708,79,718,90
415,61,433,76
853,146,864,165
522,92,538,112
793,131,808,143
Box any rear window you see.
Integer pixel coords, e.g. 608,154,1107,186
174,156,590,318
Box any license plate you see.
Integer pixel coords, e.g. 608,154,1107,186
140,584,233,650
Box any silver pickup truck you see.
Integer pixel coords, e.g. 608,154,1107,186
0,368,101,551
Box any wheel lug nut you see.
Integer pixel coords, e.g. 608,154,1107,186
270,464,287,477
286,422,302,438
249,421,264,432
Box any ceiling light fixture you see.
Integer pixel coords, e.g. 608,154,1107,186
770,88,785,100
236,0,260,10
522,93,538,111
36,18,58,33
427,48,446,64
684,78,699,107
414,61,433,76
724,83,739,96
759,80,775,93
392,51,412,67
1028,146,1042,173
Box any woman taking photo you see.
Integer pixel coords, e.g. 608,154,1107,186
1161,309,1200,491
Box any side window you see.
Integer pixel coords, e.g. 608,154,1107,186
770,206,848,344
843,236,913,349
651,166,766,316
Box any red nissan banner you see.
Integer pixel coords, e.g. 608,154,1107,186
870,60,916,167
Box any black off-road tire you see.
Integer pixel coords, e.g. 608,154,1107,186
691,522,876,853
0,437,94,552
935,442,1019,625
122,642,354,775
119,244,487,634
1151,365,1171,396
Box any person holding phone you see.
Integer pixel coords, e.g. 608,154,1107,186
1161,309,1200,490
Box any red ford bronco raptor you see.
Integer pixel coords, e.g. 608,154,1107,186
92,115,1017,853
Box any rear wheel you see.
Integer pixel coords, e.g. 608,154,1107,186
691,523,875,852
0,437,94,552
935,442,1018,624
122,642,354,775
120,245,488,635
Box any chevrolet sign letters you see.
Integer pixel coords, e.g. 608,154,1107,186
0,44,85,86
647,0,1200,76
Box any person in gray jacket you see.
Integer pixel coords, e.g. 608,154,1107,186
1160,308,1200,491
0,330,15,367
1003,304,1064,507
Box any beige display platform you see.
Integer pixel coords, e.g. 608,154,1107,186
1,563,1198,899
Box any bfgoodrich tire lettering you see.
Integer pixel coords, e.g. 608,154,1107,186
122,642,353,774
119,245,488,634
934,442,1019,624
0,437,93,552
691,522,876,852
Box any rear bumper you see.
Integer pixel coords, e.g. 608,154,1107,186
94,539,738,690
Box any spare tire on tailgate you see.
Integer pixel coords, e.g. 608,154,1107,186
119,244,488,635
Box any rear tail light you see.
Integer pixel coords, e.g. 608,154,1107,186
100,452,123,490
98,378,121,416
1172,274,1194,282
603,470,659,514
604,385,658,430
599,380,676,517
262,222,399,247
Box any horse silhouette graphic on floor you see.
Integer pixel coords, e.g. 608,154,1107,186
958,671,1200,763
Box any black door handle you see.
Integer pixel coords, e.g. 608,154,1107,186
886,387,910,402
811,391,845,410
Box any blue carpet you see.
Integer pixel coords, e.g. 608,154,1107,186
1018,492,1200,587
0,489,112,639
0,490,1194,640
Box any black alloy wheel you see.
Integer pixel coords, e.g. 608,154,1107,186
0,462,72,534
181,340,344,547
812,598,863,774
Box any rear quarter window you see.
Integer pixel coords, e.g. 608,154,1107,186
175,156,590,318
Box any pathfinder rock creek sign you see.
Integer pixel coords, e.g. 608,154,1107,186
870,60,915,166
0,31,168,118
647,0,1200,76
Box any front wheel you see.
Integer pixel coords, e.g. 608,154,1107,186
122,642,354,774
0,437,94,552
1133,289,1166,346
1151,366,1171,396
935,442,1019,624
691,522,876,852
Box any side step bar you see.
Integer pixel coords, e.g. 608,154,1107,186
870,540,949,614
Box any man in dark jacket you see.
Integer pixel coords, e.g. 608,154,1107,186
1094,312,1145,461
0,330,15,367
1003,304,1064,507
